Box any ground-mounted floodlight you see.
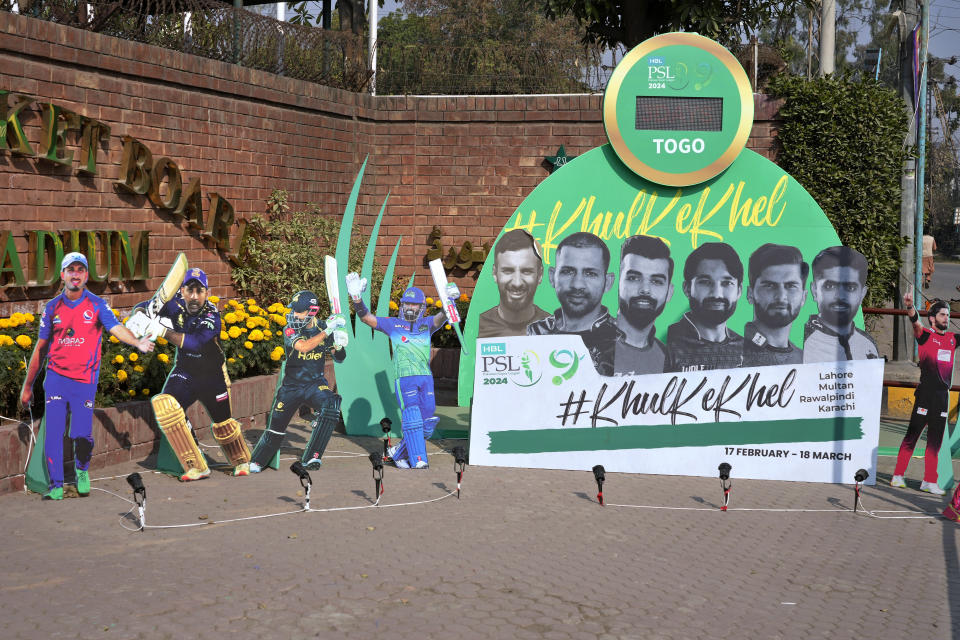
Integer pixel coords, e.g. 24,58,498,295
126,473,146,530
718,463,732,511
290,461,312,510
452,446,467,499
853,469,869,513
592,465,606,506
380,417,392,461
369,452,384,499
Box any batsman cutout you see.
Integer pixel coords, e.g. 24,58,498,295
347,269,459,468
248,282,348,474
129,262,252,480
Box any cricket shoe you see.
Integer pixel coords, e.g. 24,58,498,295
921,481,945,496
395,458,411,469
180,467,211,482
414,460,429,469
248,462,262,474
233,463,250,477
386,444,400,460
76,469,90,496
304,459,323,471
43,487,64,500
890,475,907,488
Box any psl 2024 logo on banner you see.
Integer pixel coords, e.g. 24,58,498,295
479,342,542,387
479,342,589,388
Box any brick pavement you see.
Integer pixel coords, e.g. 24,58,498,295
1,422,959,639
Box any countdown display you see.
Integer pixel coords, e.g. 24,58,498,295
604,32,753,187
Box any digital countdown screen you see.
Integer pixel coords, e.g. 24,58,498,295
604,33,753,187
634,96,723,131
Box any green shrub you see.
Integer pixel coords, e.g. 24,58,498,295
232,190,385,314
768,74,910,307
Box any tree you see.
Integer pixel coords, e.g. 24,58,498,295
288,0,383,31
377,0,602,94
527,0,806,50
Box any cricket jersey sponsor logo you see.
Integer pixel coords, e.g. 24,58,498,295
82,310,94,322
53,315,61,324
58,336,86,346
84,400,94,409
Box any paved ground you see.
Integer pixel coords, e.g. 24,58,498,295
2,419,960,640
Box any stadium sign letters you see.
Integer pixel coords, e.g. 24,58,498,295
0,90,249,288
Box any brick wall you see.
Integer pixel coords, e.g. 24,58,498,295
0,11,783,316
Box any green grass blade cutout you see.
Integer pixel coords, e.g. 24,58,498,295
333,160,404,436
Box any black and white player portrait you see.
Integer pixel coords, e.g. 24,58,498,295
803,246,879,362
478,229,550,338
742,243,807,367
614,235,673,375
665,242,744,372
527,232,619,376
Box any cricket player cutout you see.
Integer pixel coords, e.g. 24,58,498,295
21,252,154,500
248,290,348,472
131,267,251,480
346,272,459,468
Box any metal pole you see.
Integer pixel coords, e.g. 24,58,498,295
233,0,243,64
322,0,331,78
915,1,929,310
895,0,921,361
820,0,835,75
369,0,378,95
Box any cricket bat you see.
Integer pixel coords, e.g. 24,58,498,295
125,253,187,332
429,258,460,323
324,255,342,315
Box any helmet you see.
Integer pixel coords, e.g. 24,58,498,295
399,287,425,322
287,290,319,331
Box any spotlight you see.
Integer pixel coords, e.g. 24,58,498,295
126,472,145,501
718,462,731,480
452,446,467,498
369,451,384,500
126,472,146,530
592,465,605,506
853,468,869,513
717,462,732,511
380,417,393,460
290,461,312,510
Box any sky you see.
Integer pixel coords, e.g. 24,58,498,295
928,0,960,63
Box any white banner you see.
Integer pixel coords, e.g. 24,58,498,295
470,336,882,485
